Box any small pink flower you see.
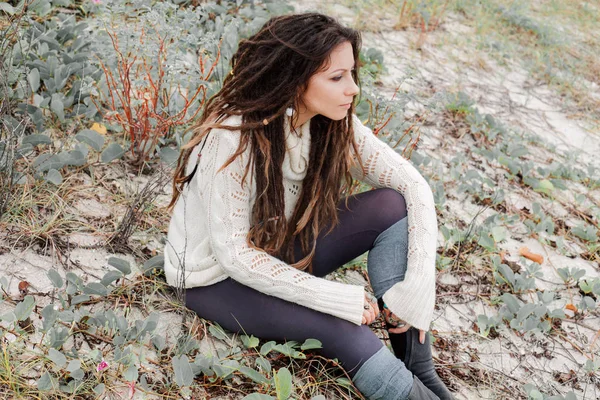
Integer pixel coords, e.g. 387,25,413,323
97,359,109,372
92,0,102,4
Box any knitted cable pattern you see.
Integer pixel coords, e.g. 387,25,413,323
350,115,437,331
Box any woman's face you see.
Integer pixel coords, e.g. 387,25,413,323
298,41,360,123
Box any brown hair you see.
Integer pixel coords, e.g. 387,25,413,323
169,13,364,273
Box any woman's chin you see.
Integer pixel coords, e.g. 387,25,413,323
326,111,350,121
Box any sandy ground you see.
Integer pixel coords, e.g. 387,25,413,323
291,1,600,399
1,1,599,399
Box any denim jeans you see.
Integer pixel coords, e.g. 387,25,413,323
368,216,409,299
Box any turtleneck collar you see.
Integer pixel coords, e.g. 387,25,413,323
282,116,312,181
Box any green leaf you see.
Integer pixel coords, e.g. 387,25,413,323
100,143,125,163
274,367,292,400
1,312,15,323
41,304,58,332
491,226,507,243
501,293,520,314
212,359,239,379
142,254,164,275
300,338,322,351
260,341,276,356
93,383,105,396
0,3,16,14
241,334,260,349
152,334,166,352
48,348,67,368
477,234,495,250
101,270,123,286
67,359,81,372
335,377,352,387
34,154,63,172
497,264,515,286
208,324,230,342
529,389,543,400
311,396,327,400
37,372,55,391
45,169,63,185
51,93,65,122
242,394,275,400
238,366,270,384
535,179,554,195
15,295,35,321
47,269,63,288
28,68,40,93
83,282,108,296
22,134,52,147
71,294,90,305
75,129,105,152
173,355,194,387
582,296,596,310
123,364,138,382
64,150,86,167
108,257,131,275
255,358,271,375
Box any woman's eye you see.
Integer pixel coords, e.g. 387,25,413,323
332,76,343,81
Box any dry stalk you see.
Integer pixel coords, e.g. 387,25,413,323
106,166,171,251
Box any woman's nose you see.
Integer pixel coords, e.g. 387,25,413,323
346,79,359,96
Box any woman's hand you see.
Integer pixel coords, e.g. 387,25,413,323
383,305,426,344
361,291,380,325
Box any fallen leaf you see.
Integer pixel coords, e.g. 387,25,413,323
565,303,577,313
18,281,30,296
90,122,107,135
519,247,544,264
554,370,577,384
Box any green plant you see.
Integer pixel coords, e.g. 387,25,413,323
394,0,449,33
96,25,211,166
496,291,565,336
359,47,386,80
523,383,578,400
0,257,352,398
524,202,555,236
444,91,475,116
1,3,29,220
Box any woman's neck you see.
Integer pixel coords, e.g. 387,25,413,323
292,106,316,131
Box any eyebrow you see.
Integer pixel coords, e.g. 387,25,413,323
330,65,356,74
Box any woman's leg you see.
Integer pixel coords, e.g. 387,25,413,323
185,277,417,398
185,277,383,377
293,187,408,284
185,188,423,398
291,187,451,399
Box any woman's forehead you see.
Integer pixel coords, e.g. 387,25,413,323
318,42,356,73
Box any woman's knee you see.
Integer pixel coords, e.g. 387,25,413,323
370,188,407,233
319,320,383,377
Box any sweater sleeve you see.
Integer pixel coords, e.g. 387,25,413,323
349,115,438,331
204,130,365,325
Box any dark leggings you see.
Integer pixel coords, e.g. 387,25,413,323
185,188,407,377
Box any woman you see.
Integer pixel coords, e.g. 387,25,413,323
165,12,453,400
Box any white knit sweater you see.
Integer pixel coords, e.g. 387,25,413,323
164,114,438,331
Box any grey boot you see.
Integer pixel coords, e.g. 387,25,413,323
408,376,440,400
394,327,454,400
378,298,453,400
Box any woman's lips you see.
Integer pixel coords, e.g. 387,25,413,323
341,103,352,108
